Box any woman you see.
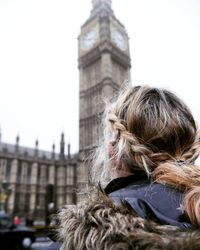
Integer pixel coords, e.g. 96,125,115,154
58,85,200,249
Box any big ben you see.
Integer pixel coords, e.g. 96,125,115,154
78,0,131,188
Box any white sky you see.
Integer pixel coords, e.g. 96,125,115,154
0,0,200,154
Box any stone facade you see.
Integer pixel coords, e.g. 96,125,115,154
78,0,131,187
0,134,78,221
0,0,131,220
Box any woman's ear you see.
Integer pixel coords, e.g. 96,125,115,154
108,142,115,159
108,142,119,165
108,142,130,177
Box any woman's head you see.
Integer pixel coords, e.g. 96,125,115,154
92,84,200,226
92,84,199,183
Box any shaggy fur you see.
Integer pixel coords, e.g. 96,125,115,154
57,191,200,250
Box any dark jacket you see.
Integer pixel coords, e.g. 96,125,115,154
47,241,61,250
54,175,200,249
105,174,192,228
57,189,200,250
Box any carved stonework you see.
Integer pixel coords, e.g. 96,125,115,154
78,0,131,190
0,134,78,220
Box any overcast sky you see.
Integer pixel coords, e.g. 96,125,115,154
0,0,200,154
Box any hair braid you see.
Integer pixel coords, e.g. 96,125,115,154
180,130,200,163
152,161,200,226
107,112,156,174
92,84,200,227
150,130,200,226
107,113,138,144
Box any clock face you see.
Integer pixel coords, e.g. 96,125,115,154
111,28,127,51
81,28,98,51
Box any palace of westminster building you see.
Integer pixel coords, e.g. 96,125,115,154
0,0,131,221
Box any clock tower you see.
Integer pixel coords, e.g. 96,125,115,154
78,0,131,188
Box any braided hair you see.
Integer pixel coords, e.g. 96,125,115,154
92,84,200,226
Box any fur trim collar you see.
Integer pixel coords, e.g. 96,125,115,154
57,191,200,250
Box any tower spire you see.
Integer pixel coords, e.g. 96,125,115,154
92,0,112,8
52,143,55,159
91,0,113,15
15,134,20,153
60,132,65,159
34,138,39,157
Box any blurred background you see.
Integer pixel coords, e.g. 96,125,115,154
0,0,200,154
0,0,200,248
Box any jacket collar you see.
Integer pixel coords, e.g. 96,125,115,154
105,173,148,194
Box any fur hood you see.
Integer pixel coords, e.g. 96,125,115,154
57,191,200,250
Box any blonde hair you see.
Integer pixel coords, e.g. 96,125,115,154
92,84,200,226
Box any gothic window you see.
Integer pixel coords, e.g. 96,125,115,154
89,60,101,87
5,161,11,182
91,119,93,146
27,164,31,184
112,60,126,84
80,125,84,150
66,192,73,204
85,122,89,146
48,165,55,185
14,189,20,214
46,184,54,205
39,193,45,208
46,165,49,185
95,61,101,83
17,162,22,184
87,92,92,115
21,162,28,184
30,163,38,185
0,159,7,181
57,166,66,186
91,65,96,87
37,165,41,186
66,166,74,186
58,196,63,206
40,165,47,186
86,67,92,88
25,190,30,213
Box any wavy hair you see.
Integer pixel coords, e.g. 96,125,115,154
92,84,200,226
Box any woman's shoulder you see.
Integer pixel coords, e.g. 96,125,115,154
105,175,181,207
105,176,191,228
56,190,199,250
46,241,61,250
